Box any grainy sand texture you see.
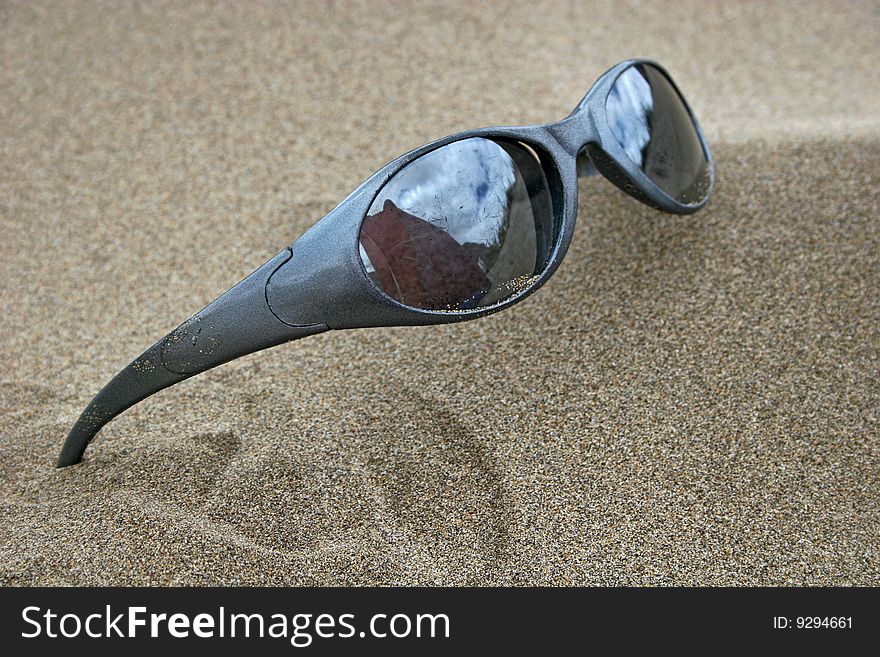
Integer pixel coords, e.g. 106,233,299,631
1,1,878,585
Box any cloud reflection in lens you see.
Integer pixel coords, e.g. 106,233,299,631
606,64,711,204
359,138,554,310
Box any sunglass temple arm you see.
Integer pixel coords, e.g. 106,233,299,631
57,248,327,467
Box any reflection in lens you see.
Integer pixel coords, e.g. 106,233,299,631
606,64,711,204
359,138,554,311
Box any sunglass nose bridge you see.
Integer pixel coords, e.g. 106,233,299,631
546,110,595,160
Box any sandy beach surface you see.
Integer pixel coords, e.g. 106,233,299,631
1,1,878,585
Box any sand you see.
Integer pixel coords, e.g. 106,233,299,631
1,0,878,585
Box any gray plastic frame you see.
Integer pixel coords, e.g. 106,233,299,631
58,59,714,467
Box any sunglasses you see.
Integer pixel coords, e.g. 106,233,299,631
59,59,714,467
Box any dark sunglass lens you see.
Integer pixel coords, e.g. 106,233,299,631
359,138,554,311
606,63,711,204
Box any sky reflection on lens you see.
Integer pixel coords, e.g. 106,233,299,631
359,138,553,310
606,64,711,204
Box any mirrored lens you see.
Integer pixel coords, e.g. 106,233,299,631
359,138,554,311
606,64,711,204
